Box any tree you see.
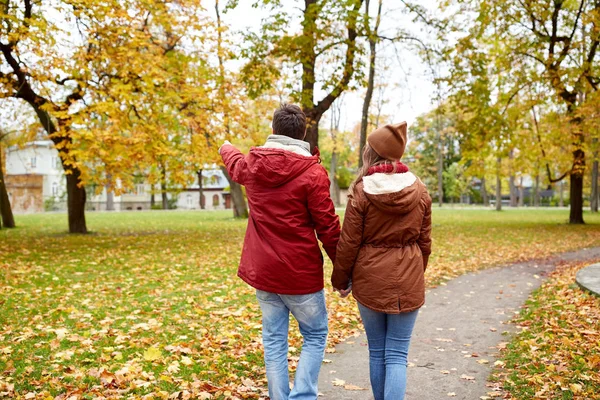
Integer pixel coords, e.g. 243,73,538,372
215,0,248,219
443,162,468,203
241,0,364,150
445,0,600,223
406,105,461,204
359,0,382,167
0,0,208,232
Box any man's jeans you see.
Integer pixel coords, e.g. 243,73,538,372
358,302,419,400
256,289,328,400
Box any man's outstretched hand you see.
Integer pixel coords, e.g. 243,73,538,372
218,140,232,155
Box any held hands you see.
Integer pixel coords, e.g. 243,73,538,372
334,281,352,298
336,287,352,298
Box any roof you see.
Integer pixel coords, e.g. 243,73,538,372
7,140,55,152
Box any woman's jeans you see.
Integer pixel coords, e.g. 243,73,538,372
358,302,419,400
256,289,328,400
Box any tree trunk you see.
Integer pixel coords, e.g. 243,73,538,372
358,0,382,167
0,144,15,228
105,171,114,211
437,138,444,207
508,150,517,207
220,166,248,218
198,169,205,210
151,184,156,208
569,149,585,223
534,174,540,207
304,111,322,152
161,188,168,210
591,159,598,212
495,156,502,211
330,151,341,206
518,182,524,207
509,176,517,207
481,175,489,206
161,164,168,210
66,171,87,233
106,188,114,211
570,173,584,223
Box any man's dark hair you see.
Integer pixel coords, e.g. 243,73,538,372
272,104,307,140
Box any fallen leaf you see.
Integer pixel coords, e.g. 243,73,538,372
332,378,345,386
143,346,162,361
344,384,366,391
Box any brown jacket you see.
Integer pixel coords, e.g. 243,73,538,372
331,171,432,313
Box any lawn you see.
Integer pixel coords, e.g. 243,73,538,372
1,208,600,399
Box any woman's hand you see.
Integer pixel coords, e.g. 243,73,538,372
334,281,352,298
218,140,232,155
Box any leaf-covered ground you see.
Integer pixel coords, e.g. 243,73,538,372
493,259,600,400
1,209,600,399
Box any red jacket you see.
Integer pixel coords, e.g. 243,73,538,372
220,143,340,295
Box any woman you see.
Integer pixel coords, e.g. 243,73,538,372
331,121,432,400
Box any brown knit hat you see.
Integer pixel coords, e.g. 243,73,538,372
367,122,408,160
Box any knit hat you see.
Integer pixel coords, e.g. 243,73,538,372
367,122,408,160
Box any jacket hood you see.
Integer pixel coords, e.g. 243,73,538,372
362,172,424,214
246,142,319,188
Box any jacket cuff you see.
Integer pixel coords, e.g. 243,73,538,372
422,254,430,271
331,272,350,291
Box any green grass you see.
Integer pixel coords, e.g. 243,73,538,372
1,208,600,398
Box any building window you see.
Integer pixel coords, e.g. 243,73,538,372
213,194,219,207
30,157,37,168
135,184,145,196
187,194,192,207
52,182,58,197
53,156,62,169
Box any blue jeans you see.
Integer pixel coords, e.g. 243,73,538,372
358,302,419,400
256,289,328,400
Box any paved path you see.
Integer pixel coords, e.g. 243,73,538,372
318,247,600,400
576,263,600,297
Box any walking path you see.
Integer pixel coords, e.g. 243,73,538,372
318,247,600,400
577,263,600,297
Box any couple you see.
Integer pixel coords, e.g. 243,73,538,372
219,104,432,400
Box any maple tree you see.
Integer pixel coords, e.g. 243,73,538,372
0,0,210,232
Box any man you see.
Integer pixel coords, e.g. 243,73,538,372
219,104,340,400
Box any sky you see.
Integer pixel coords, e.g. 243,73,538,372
216,0,439,133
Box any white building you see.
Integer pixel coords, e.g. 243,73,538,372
175,165,232,211
4,140,233,212
4,140,66,213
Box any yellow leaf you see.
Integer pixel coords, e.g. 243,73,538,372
143,346,162,361
344,384,366,391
